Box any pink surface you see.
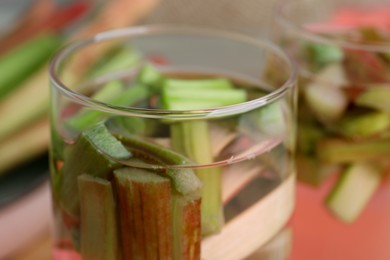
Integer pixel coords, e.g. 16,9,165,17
53,249,82,260
305,6,390,33
291,175,390,260
0,182,52,259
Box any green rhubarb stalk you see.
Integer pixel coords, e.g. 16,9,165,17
66,81,149,132
162,87,246,110
105,116,147,136
337,112,390,139
304,43,344,70
65,80,124,131
60,123,131,217
114,168,172,260
163,77,234,90
0,33,61,100
354,86,390,112
317,138,390,163
78,174,119,260
326,162,383,223
86,46,140,79
171,121,224,236
117,134,202,195
0,66,49,142
137,63,164,93
240,101,287,140
304,81,348,122
162,76,247,235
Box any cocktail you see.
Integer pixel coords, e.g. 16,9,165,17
273,0,390,258
49,26,297,259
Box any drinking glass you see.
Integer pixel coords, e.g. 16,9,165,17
273,0,390,258
49,26,297,259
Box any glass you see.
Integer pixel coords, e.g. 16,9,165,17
273,0,390,259
49,26,297,259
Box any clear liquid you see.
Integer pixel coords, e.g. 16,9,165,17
50,70,295,259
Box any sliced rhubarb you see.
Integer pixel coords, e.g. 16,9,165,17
163,78,234,90
171,121,224,236
117,134,202,195
337,112,390,139
171,193,202,260
137,63,164,93
60,123,131,217
354,86,390,112
105,116,147,136
312,63,348,87
326,162,382,222
114,167,172,259
240,101,287,138
304,81,348,122
304,43,344,69
317,138,390,163
78,174,119,259
162,77,247,236
65,80,124,131
66,82,149,132
162,87,246,110
86,47,140,79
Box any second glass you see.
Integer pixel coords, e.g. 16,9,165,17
273,0,390,258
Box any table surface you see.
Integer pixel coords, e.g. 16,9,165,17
9,230,51,260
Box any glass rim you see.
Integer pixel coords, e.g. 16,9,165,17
49,25,297,119
276,0,390,53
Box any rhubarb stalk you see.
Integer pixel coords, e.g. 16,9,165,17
114,167,172,259
78,174,119,260
171,120,224,236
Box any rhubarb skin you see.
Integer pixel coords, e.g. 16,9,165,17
78,175,119,260
114,167,172,260
172,193,201,260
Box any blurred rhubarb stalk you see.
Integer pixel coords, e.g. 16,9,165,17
0,119,49,174
68,0,160,77
0,0,159,176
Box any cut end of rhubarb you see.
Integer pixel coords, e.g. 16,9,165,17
84,123,132,160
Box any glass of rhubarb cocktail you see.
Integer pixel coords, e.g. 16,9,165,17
273,0,390,258
49,26,297,260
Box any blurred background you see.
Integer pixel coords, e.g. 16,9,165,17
0,0,279,259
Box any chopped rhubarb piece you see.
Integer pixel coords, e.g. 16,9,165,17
60,123,131,217
317,138,390,163
78,175,119,260
355,86,390,112
172,193,201,260
326,162,383,223
171,121,224,236
117,134,202,195
114,168,172,259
